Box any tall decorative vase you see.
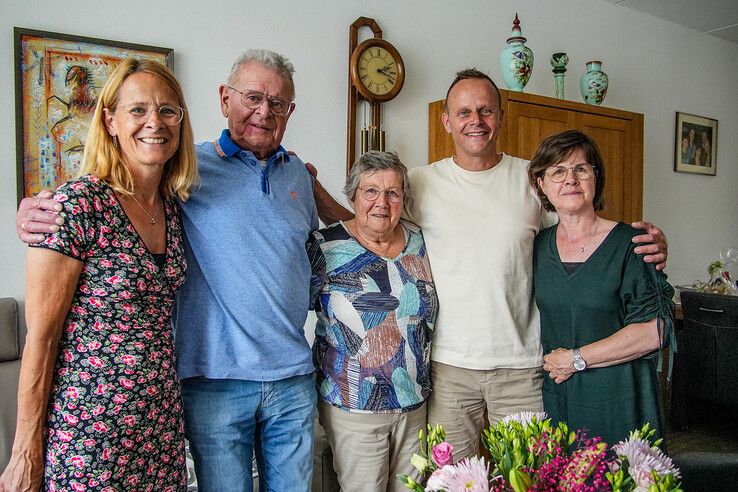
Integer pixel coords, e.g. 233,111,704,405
579,60,609,105
550,52,569,99
500,14,533,92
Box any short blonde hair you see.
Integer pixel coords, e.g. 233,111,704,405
81,58,198,201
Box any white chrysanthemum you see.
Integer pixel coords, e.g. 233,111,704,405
425,465,456,491
433,457,490,492
501,411,548,426
612,438,681,490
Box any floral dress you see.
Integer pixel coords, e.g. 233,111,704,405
33,175,188,492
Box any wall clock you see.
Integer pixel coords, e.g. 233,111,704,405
346,17,405,172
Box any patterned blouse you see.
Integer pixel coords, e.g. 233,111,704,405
308,220,438,413
32,174,188,492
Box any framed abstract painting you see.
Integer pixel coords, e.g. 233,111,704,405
14,28,173,203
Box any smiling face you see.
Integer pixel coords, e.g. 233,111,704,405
537,148,596,216
442,78,503,165
351,169,404,239
104,72,181,172
219,61,294,159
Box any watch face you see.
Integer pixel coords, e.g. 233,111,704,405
573,358,586,371
357,46,399,97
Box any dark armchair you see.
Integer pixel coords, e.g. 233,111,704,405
671,290,738,427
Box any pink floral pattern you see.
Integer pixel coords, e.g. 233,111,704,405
34,175,187,491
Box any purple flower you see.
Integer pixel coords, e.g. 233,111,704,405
432,442,454,467
613,437,681,490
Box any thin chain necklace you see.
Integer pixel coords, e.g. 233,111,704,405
130,194,161,225
575,221,599,253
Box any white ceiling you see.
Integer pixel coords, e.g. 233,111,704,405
604,0,738,44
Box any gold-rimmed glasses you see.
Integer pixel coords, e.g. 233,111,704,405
545,163,595,183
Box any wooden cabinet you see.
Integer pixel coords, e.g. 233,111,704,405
428,90,644,223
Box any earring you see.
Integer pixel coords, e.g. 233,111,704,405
113,136,119,149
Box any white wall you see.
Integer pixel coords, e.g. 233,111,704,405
1,0,737,307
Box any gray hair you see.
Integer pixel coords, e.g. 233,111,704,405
228,49,296,98
344,151,412,206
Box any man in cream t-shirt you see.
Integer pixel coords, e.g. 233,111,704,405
312,68,667,461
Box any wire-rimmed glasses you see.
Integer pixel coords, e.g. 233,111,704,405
226,85,294,117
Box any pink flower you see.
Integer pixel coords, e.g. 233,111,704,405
56,429,73,442
432,442,454,467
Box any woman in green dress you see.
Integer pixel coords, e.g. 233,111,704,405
528,129,674,445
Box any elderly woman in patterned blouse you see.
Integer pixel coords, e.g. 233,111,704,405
308,151,438,491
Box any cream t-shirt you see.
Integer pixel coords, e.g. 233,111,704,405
405,155,547,370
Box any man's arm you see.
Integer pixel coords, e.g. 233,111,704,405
631,221,668,271
16,190,64,244
305,163,353,225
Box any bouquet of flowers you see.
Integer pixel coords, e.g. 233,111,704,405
398,412,682,492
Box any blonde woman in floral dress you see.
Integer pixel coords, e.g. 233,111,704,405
0,59,198,491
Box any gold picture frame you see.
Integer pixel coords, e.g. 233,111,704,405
14,28,173,203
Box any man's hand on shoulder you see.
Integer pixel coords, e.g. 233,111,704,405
17,189,63,244
631,220,668,271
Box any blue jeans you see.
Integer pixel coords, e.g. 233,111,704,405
182,374,317,492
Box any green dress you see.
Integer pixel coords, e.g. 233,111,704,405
533,222,674,445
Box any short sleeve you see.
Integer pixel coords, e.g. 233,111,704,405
620,243,676,373
30,178,97,261
306,230,326,311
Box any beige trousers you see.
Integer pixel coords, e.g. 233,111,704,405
427,362,544,461
318,400,427,492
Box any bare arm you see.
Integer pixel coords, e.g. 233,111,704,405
305,163,353,225
543,318,661,384
16,190,64,244
630,221,667,271
0,249,82,491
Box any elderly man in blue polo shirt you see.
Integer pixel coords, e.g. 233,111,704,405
15,49,318,492
176,50,318,491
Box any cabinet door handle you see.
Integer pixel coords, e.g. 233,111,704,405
698,307,724,313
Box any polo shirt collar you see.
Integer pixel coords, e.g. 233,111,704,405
214,129,289,163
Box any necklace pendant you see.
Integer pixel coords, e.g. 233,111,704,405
579,246,585,253
150,218,156,225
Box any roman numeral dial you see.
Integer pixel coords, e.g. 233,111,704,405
350,38,405,103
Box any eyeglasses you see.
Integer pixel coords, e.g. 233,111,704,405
118,103,185,126
226,85,294,116
544,164,595,183
358,187,404,203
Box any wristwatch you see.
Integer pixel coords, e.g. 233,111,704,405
572,348,587,371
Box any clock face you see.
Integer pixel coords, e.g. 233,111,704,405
358,47,398,96
350,39,405,102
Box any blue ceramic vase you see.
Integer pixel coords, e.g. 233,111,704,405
579,60,609,105
500,14,533,92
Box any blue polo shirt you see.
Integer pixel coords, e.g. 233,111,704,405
175,130,318,381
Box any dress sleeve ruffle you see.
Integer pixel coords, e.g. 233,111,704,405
623,264,677,379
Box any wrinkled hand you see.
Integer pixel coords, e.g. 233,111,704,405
0,448,44,492
543,348,574,384
16,189,62,244
305,162,318,179
631,221,668,271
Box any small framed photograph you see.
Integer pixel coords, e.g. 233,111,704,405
674,111,718,176
14,28,173,203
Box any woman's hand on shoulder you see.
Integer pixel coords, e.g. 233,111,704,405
543,348,575,384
